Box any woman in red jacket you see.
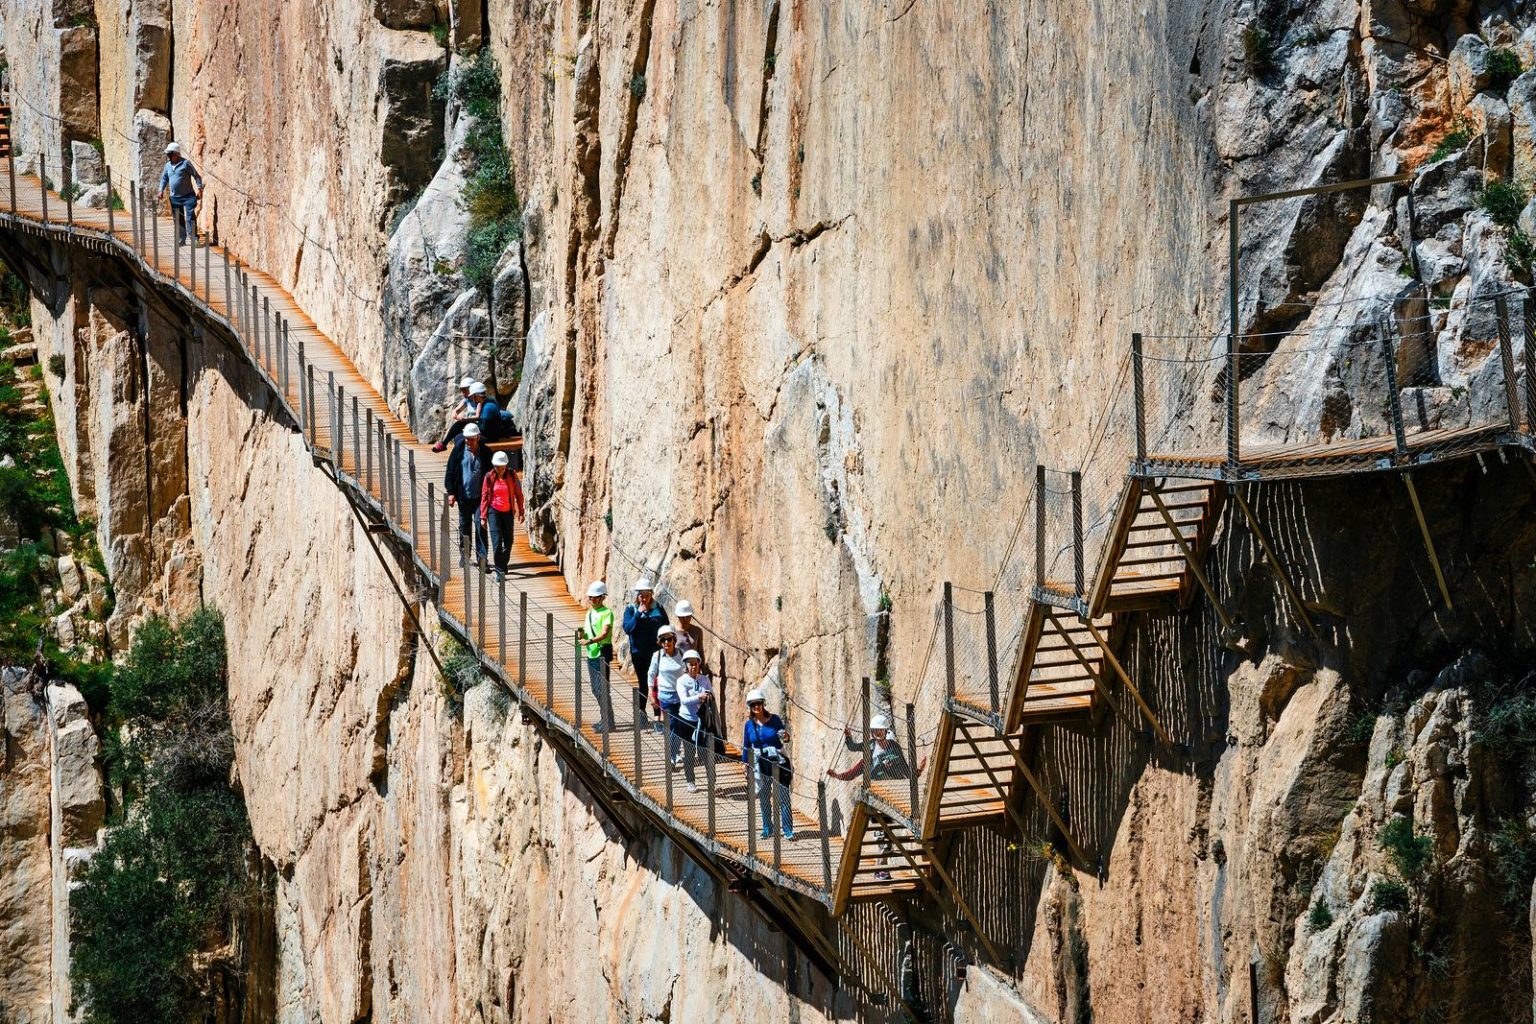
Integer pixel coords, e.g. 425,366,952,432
479,450,526,581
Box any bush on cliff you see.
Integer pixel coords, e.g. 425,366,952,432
71,610,257,1024
438,48,521,291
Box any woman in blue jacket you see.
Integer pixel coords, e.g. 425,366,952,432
741,688,794,840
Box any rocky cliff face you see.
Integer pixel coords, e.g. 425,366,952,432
5,0,1536,1021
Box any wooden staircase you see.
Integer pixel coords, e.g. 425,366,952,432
1088,478,1224,616
0,104,11,158
832,799,928,914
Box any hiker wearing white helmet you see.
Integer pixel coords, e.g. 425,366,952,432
431,376,480,452
648,626,688,764
157,142,204,246
673,599,703,658
622,577,669,700
675,648,714,791
828,712,910,782
478,449,525,580
581,581,615,732
741,689,794,840
444,421,489,570
466,379,516,443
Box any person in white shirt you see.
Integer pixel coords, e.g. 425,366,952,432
647,627,687,764
676,649,714,792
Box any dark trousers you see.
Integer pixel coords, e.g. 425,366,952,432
438,417,470,447
457,497,487,563
486,507,515,572
171,197,197,243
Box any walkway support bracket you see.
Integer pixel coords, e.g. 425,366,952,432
1230,484,1320,640
1402,473,1454,611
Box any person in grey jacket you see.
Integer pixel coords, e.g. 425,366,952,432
444,423,490,570
157,143,204,246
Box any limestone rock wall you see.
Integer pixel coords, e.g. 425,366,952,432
7,0,1536,1022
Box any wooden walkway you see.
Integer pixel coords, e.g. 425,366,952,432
0,158,847,906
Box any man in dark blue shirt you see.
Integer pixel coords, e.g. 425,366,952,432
157,143,204,247
444,423,490,570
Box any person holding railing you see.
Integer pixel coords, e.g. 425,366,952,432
742,689,794,840
156,143,203,247
581,581,615,733
444,421,489,571
826,714,909,782
647,626,687,764
676,648,713,793
478,449,524,581
431,376,480,452
827,714,907,880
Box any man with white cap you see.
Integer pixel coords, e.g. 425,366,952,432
581,581,614,732
432,376,480,452
622,578,670,708
673,599,704,660
444,421,489,571
156,142,204,246
478,448,525,580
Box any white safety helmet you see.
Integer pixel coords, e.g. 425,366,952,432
165,142,181,154
656,625,676,639
633,577,653,592
675,600,694,617
459,375,475,389
745,688,767,706
587,580,607,598
682,649,703,664
463,423,480,437
468,381,487,396
492,451,509,467
869,714,892,732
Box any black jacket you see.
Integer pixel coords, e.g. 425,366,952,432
444,438,490,503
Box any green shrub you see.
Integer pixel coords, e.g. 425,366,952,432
48,353,66,379
629,73,647,99
1306,898,1334,933
1506,228,1536,278
1243,24,1274,70
435,48,501,121
1380,815,1433,881
1431,128,1472,163
1477,679,1536,756
1479,179,1529,227
0,464,48,537
430,22,449,48
1490,818,1536,911
1489,49,1523,89
110,609,227,721
1369,877,1411,913
440,633,482,713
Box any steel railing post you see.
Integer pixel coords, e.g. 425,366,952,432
943,583,955,699
1496,294,1521,431
861,677,872,792
365,407,374,492
393,437,404,523
477,554,487,651
222,248,231,323
556,621,565,709
633,691,644,789
817,781,832,890
498,579,507,678
408,449,418,551
770,764,782,873
1226,339,1241,474
747,751,758,860
335,385,346,469
1034,464,1046,584
326,372,336,458
128,181,138,249
62,157,72,229
906,702,920,816
665,716,675,814
188,208,196,291
427,483,437,574
984,590,999,714
573,634,584,725
1382,318,1408,462
40,152,49,221
439,506,451,605
1523,292,1536,435
105,165,115,235
708,748,719,841
518,591,528,692
1132,332,1146,466
1071,469,1085,603
542,612,553,719
6,147,15,214
600,659,612,758
203,232,211,303
352,396,360,480
281,320,292,403
306,364,317,447
263,296,273,370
